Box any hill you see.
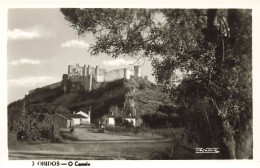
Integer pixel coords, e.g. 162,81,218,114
9,77,170,124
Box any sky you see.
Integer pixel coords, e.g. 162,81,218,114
7,8,155,104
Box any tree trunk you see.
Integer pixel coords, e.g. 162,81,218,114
222,119,236,159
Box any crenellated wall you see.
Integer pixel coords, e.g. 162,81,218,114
29,64,142,95
68,64,106,77
62,64,140,93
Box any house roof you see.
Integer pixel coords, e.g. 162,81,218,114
76,111,89,116
55,113,71,120
102,114,136,119
64,114,87,119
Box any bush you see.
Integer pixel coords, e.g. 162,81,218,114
17,130,27,141
141,112,168,129
60,132,78,141
115,117,133,128
139,82,146,91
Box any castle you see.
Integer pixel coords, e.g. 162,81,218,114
28,64,144,95
61,64,142,93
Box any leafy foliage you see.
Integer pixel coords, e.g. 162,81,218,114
109,105,122,116
114,117,133,128
141,112,168,129
61,9,252,159
8,100,57,142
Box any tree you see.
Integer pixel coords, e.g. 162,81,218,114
109,105,122,116
141,112,168,129
61,9,252,159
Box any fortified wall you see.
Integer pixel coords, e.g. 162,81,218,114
62,64,141,93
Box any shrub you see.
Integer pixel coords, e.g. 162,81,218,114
141,112,168,129
60,132,78,141
17,130,27,141
115,117,133,128
139,82,146,91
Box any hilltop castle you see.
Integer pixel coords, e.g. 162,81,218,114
28,64,144,95
61,64,142,93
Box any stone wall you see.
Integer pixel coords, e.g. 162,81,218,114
62,64,140,93
42,82,61,90
68,75,92,92
68,64,106,77
96,68,130,83
29,64,142,95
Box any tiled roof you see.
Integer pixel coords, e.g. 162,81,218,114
56,113,71,120
64,114,87,119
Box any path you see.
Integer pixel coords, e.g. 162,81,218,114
73,127,148,141
9,127,172,160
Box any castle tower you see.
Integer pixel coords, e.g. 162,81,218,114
88,75,93,91
95,66,99,76
83,64,87,76
134,66,141,77
124,68,130,80
75,63,82,75
68,65,72,74
87,65,90,75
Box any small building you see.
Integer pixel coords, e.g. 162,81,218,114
101,115,115,126
76,111,91,124
123,116,136,126
64,114,87,126
101,115,137,127
51,113,73,128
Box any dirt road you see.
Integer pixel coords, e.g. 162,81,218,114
9,127,173,160
73,127,148,141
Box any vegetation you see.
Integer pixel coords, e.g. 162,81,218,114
8,99,72,144
61,9,252,159
8,77,167,145
141,112,168,129
21,77,167,122
105,126,187,140
114,117,133,128
60,132,79,141
28,86,64,104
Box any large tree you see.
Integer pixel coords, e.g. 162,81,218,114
61,8,252,159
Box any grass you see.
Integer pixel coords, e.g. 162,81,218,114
103,126,207,159
104,126,187,140
9,138,172,160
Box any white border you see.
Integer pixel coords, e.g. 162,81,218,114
1,1,260,168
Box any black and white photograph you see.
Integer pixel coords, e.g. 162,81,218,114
1,3,258,166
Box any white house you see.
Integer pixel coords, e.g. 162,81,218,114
76,111,91,124
123,117,136,126
101,115,136,127
101,115,115,126
65,114,87,126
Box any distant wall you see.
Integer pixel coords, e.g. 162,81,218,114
42,82,61,90
69,75,92,91
68,64,107,77
29,82,61,94
96,68,130,83
62,64,141,94
134,66,141,77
